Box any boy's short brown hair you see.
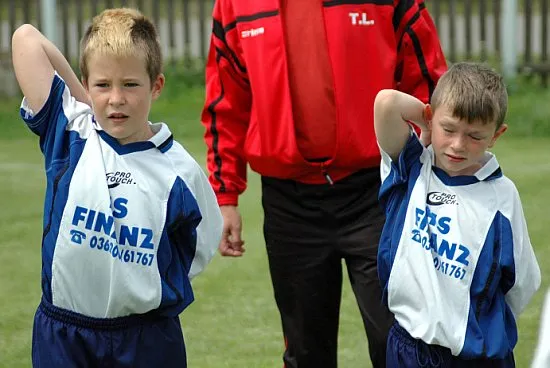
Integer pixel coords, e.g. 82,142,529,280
430,62,508,129
79,8,162,86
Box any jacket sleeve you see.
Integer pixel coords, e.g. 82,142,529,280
201,0,252,206
393,0,447,103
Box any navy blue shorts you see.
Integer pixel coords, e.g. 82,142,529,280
387,322,515,368
32,298,186,368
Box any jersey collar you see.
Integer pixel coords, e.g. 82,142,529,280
428,146,503,186
93,117,174,155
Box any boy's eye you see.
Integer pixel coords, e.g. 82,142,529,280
95,83,109,88
125,82,139,87
469,135,482,141
443,128,454,133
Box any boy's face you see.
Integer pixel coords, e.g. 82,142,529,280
429,104,507,176
83,53,164,145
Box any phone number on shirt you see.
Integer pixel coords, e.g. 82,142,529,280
433,257,466,280
89,235,155,267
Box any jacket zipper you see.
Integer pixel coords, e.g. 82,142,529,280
321,163,334,185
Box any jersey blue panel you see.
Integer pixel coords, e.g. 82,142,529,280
157,177,202,317
378,133,424,304
21,75,88,302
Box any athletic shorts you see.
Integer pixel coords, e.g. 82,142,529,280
387,322,515,368
32,298,186,368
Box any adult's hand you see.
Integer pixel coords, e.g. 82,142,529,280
218,205,245,257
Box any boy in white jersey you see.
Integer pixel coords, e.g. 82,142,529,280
12,8,223,368
373,62,540,367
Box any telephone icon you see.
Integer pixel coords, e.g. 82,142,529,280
70,230,86,245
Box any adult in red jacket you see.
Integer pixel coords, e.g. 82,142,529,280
201,1,447,367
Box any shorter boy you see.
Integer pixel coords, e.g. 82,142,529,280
373,62,541,367
12,8,222,368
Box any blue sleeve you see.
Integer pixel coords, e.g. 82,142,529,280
378,132,425,212
165,177,203,277
499,195,541,317
20,75,70,164
166,161,222,280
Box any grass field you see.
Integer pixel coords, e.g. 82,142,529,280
0,83,549,367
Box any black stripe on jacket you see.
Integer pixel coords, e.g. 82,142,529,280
207,50,227,193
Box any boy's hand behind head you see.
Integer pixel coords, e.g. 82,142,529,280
423,104,433,124
419,104,433,146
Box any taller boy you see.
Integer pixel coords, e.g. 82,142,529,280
12,8,222,367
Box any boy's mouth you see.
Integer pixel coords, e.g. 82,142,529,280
108,113,129,122
446,154,466,162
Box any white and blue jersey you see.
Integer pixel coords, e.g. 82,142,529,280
21,74,223,319
378,132,540,359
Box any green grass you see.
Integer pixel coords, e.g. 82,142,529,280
0,81,549,367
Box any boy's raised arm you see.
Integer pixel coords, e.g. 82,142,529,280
12,24,90,113
374,89,429,160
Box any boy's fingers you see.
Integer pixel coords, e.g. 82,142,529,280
423,104,433,122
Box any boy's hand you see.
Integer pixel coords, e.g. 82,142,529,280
419,128,431,146
12,24,89,111
218,205,245,257
420,104,433,146
374,89,427,161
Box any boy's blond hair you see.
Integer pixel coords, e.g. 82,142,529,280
430,62,508,129
79,8,162,86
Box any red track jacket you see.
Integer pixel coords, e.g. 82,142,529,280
201,0,447,206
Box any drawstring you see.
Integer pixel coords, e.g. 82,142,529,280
416,340,443,367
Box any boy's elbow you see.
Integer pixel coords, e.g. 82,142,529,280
374,89,398,128
12,24,39,47
375,89,398,105
374,89,399,117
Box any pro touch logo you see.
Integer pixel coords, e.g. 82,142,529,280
427,192,458,206
106,172,137,189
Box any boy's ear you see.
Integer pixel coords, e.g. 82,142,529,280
151,73,165,100
489,123,507,148
81,77,89,92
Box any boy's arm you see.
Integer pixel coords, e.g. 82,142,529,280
501,193,541,317
12,24,90,113
373,89,429,161
186,160,224,280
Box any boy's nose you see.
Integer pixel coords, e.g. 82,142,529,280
450,135,467,152
109,88,125,105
